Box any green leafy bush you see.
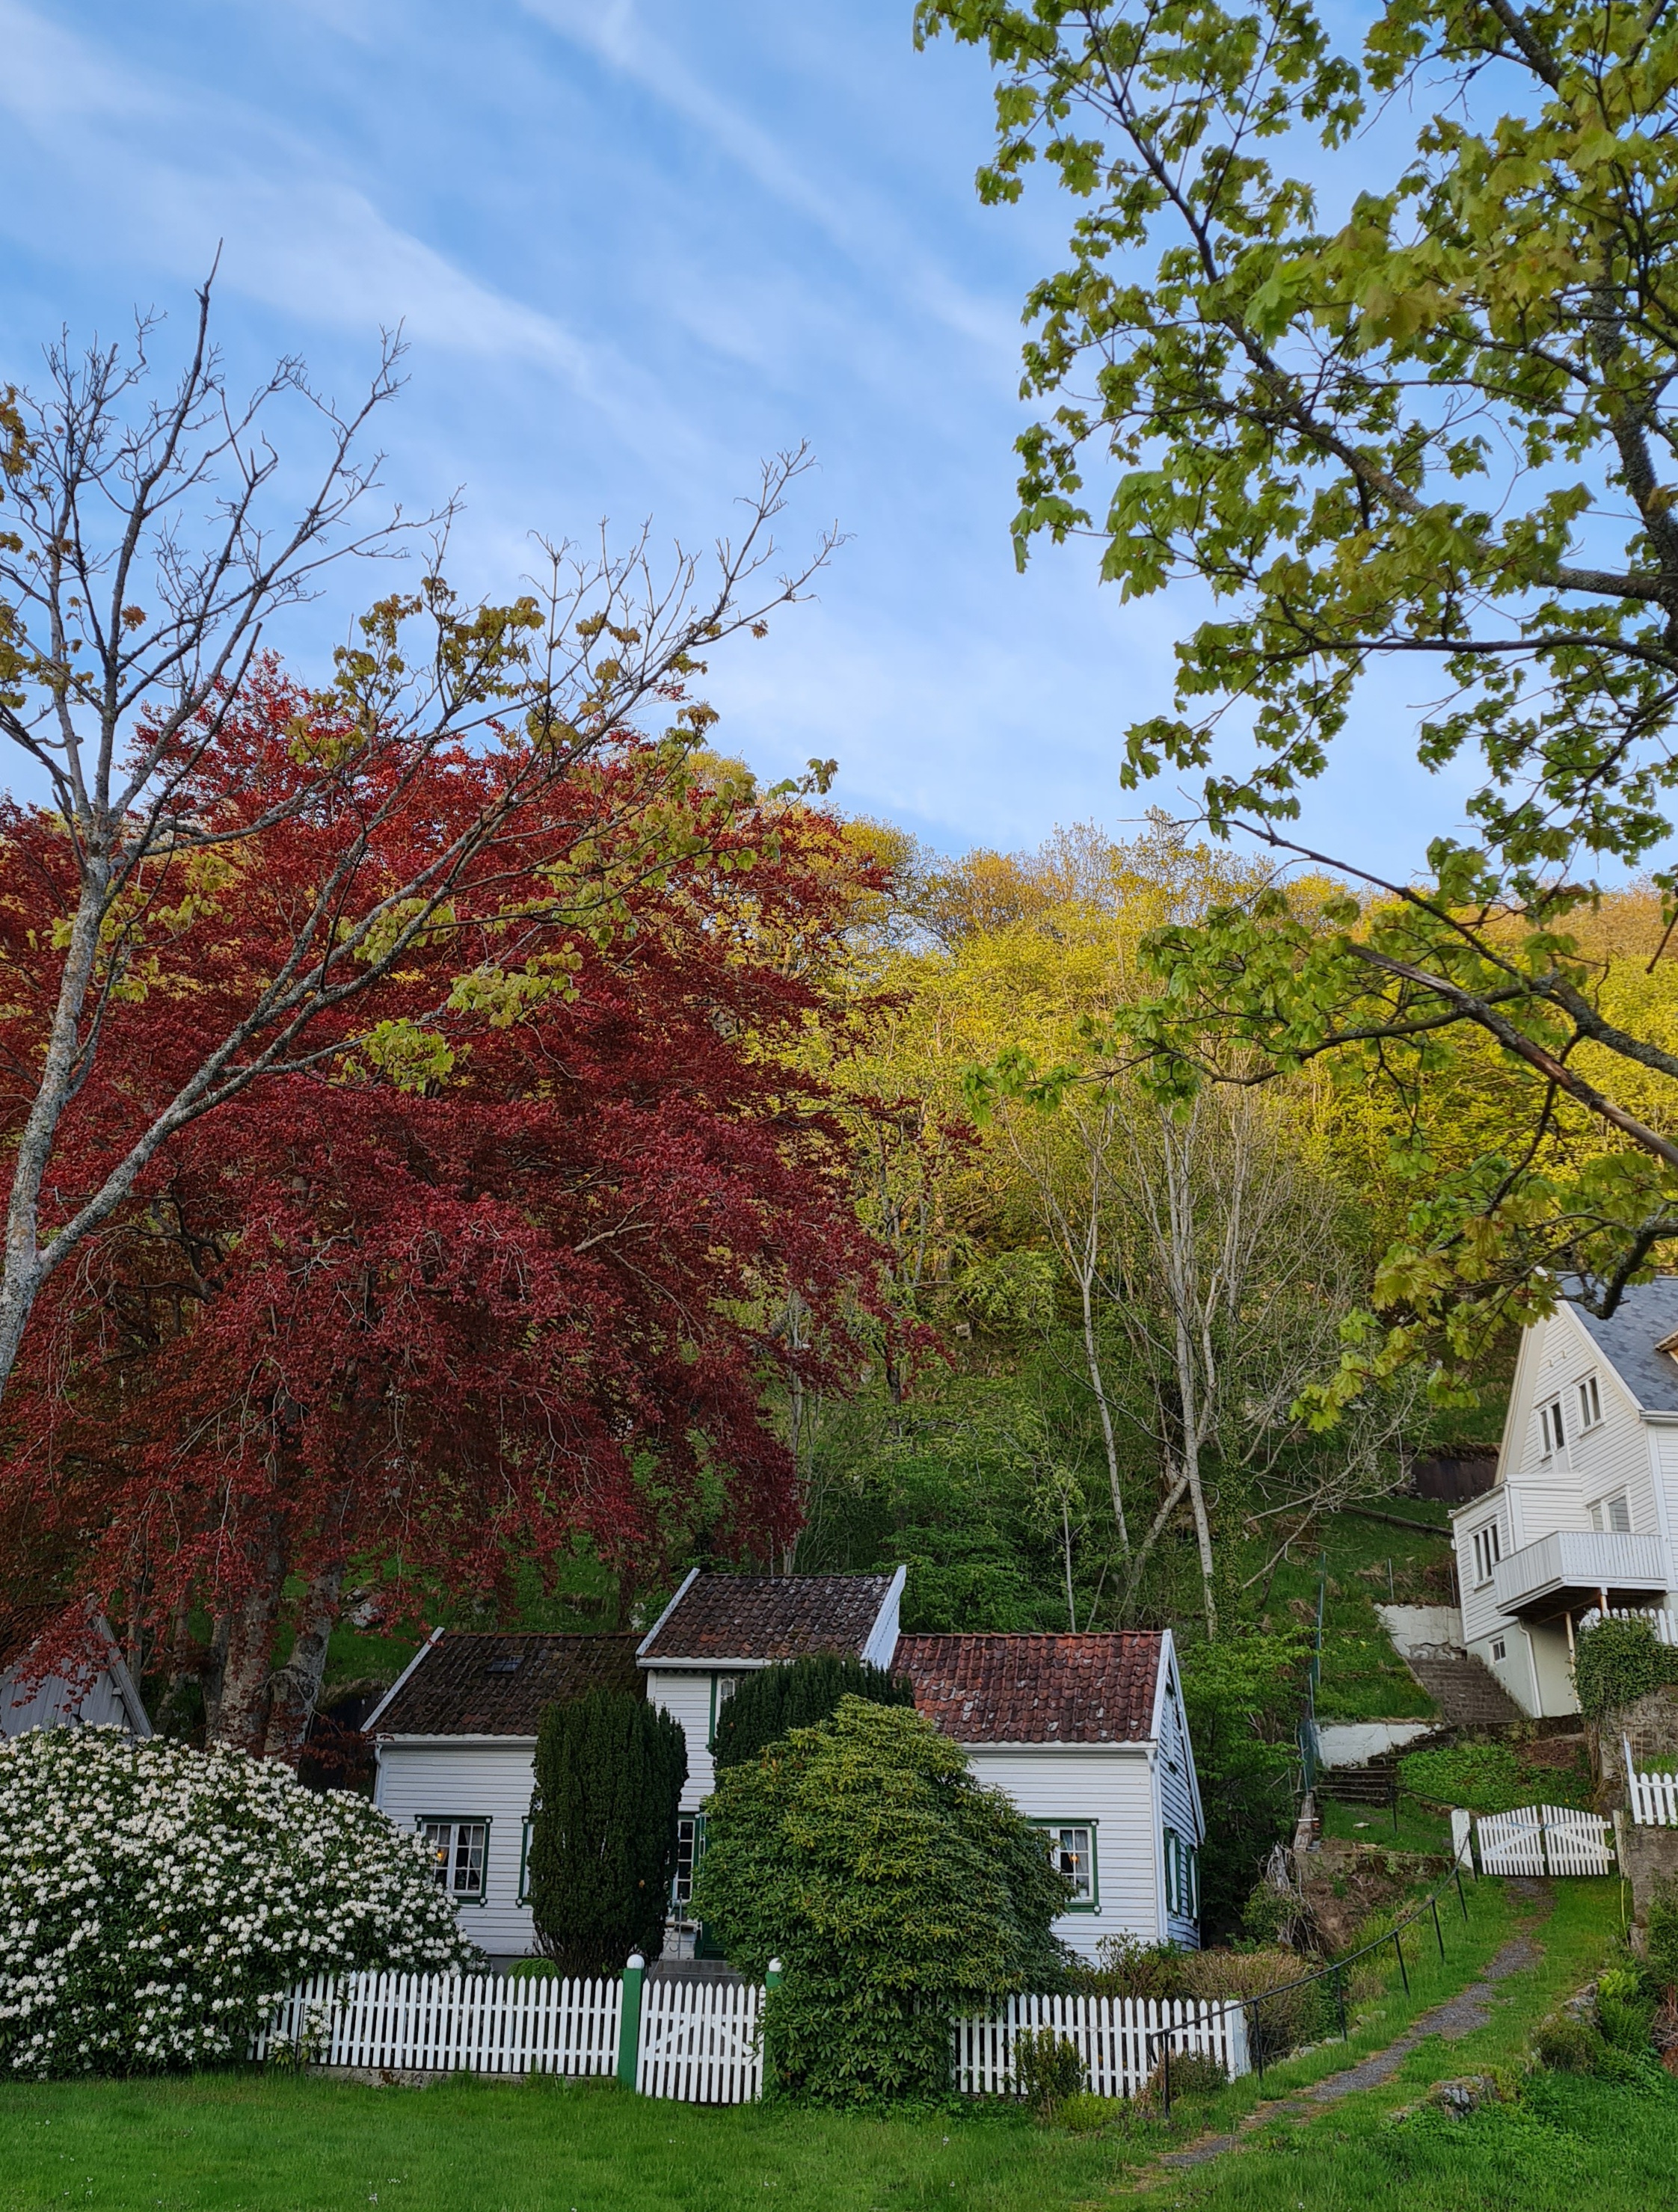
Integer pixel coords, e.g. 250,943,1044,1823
691,1698,1072,2105
1055,2089,1122,2133
1597,1968,1658,2052
1014,2026,1085,2113
1531,2014,1601,2074
1573,1617,1678,1720
1085,1932,1187,2001
1179,1633,1311,1942
1142,2048,1227,2107
710,1654,913,1772
0,1727,472,2078
1646,1878,1678,1988
526,1687,686,1978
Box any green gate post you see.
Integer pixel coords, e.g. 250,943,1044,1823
618,1953,645,2089
765,1958,784,1992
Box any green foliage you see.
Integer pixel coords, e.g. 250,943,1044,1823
1647,1878,1678,1988
1573,1617,1678,1720
710,1654,914,1773
1054,2089,1123,2133
1533,2012,1602,2075
691,1698,1072,2104
1084,1932,1186,2001
1013,2026,1086,2114
526,1687,686,1978
918,0,1678,1322
1178,1632,1310,1940
1596,1968,1658,2054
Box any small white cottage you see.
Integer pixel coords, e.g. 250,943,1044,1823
0,1604,153,1740
366,1571,1204,1962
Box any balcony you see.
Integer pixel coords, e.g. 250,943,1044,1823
1492,1529,1670,1621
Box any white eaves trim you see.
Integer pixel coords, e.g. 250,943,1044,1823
363,1625,444,1735
634,1568,700,1666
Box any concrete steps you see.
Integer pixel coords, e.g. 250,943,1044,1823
1401,1649,1525,1727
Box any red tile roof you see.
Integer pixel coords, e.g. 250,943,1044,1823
894,1633,1164,1745
369,1632,643,1737
639,1574,895,1664
0,1603,67,1677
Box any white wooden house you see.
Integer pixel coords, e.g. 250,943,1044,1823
0,1603,152,1739
366,1570,1203,1962
1453,1278,1678,1717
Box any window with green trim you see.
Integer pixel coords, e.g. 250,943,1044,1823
670,1812,706,1922
420,1817,489,1903
1164,1827,1199,1919
1036,1821,1097,1908
518,1818,532,1903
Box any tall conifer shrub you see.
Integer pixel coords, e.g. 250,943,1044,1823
711,1654,915,1772
526,1687,687,1976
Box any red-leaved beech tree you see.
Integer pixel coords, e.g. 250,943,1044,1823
0,677,885,1756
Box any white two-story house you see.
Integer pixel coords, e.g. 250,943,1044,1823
366,1568,1204,1962
1454,1278,1678,1717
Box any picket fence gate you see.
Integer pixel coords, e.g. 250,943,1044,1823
636,1974,763,2103
1474,1804,1615,1876
1623,1737,1678,1827
952,1994,1249,2101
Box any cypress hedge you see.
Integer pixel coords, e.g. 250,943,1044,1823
526,1686,687,1977
711,1653,915,1772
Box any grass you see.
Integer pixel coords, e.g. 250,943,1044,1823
1253,1506,1453,1725
0,1875,1559,2212
1317,1793,1451,1854
1131,1878,1669,2212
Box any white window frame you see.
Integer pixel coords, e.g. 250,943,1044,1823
1163,1826,1199,1920
1036,1820,1098,1910
1471,1521,1502,1589
1490,1636,1507,1664
670,1811,707,1925
1538,1397,1566,1459
420,1816,490,1903
1577,1374,1602,1432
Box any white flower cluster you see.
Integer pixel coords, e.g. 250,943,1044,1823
0,1727,475,2077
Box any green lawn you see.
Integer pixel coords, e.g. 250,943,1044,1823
1317,1792,1452,1854
1252,1506,1452,1725
0,1878,1647,2212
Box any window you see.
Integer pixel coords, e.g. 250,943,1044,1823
1589,1495,1632,1532
422,1818,488,1902
707,1675,738,1749
1471,1521,1502,1589
1538,1398,1566,1458
1490,1637,1507,1664
1577,1375,1602,1431
518,1820,533,1903
1164,1828,1199,1920
1038,1822,1097,1908
670,1813,706,1920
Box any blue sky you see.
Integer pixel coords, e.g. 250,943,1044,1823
0,0,1477,868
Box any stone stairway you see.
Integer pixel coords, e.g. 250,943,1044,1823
1400,1646,1524,1727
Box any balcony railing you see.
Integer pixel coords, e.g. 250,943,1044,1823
1492,1529,1669,1618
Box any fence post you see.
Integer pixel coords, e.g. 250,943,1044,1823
616,1953,645,2089
1430,1897,1445,1960
1335,1965,1347,2043
1392,1929,1409,1997
765,1958,784,1991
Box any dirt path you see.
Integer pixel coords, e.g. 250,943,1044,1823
1134,1879,1552,2187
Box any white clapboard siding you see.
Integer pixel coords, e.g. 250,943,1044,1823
952,1994,1248,2101
1475,1805,1615,1876
252,1970,620,2076
636,1976,763,2104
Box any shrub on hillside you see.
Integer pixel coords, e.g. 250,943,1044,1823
0,1726,472,2078
1399,1740,1524,1813
1647,1878,1678,1988
709,1654,914,1772
1014,2025,1085,2113
692,1697,1072,2104
1573,1616,1678,1720
526,1687,686,1978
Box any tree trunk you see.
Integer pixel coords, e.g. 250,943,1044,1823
264,1559,346,1763
208,1521,287,1753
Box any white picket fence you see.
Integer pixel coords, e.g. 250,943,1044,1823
1623,1736,1678,1826
952,1993,1248,2101
1474,1804,1615,1876
251,1969,622,2076
636,1974,763,2103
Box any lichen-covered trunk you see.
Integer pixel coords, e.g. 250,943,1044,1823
263,1560,346,1763
206,1520,286,1753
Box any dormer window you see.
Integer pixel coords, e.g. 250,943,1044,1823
1576,1375,1602,1432
1538,1398,1566,1458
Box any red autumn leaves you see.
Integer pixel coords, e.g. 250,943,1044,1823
0,668,885,1750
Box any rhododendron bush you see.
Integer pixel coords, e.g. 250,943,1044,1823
0,1728,473,2077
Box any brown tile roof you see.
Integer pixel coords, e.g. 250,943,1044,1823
369,1632,643,1737
894,1633,1164,1745
639,1574,895,1664
0,1603,67,1676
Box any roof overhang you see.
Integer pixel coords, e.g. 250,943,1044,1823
372,1732,539,1749
948,1736,1152,1754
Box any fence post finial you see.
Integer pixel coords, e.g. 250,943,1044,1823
618,1953,645,2089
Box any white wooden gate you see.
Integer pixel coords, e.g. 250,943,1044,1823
1475,1804,1614,1876
953,1993,1248,2101
1623,1737,1678,1826
251,1969,621,2074
635,1975,763,2103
